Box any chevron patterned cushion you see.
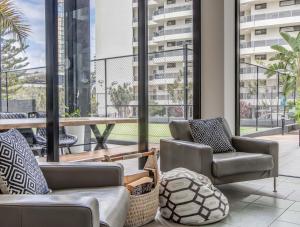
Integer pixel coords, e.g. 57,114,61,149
0,129,49,194
189,118,235,153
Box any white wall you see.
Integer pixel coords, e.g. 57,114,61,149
201,0,236,133
95,0,134,116
95,0,133,59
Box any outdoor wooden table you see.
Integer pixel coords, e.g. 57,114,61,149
0,117,137,150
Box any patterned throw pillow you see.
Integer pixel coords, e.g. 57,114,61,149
0,129,49,194
189,118,235,153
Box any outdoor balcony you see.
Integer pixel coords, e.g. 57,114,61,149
240,38,287,55
152,3,193,21
240,9,300,30
152,26,192,42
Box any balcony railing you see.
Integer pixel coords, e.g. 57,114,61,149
133,15,153,23
240,9,300,23
240,39,286,49
153,4,192,16
239,62,296,133
154,26,192,37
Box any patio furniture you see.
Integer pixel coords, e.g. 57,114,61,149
0,117,137,150
0,162,129,227
159,168,229,225
0,112,46,156
160,119,279,191
29,112,78,154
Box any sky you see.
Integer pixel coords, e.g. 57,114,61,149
14,0,96,68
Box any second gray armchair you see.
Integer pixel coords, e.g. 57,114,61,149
160,119,279,191
0,162,129,227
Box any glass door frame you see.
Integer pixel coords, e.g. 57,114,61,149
45,0,202,162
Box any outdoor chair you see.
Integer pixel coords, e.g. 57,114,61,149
0,112,46,156
160,119,279,191
29,112,78,154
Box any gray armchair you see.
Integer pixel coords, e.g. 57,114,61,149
160,120,279,191
0,162,129,227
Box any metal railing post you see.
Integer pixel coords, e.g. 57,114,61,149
256,66,259,131
5,72,8,112
277,72,280,127
183,44,188,120
104,59,108,117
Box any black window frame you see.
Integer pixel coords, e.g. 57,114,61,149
255,54,267,60
167,20,176,26
255,3,267,10
167,62,176,68
279,0,300,6
45,0,202,162
255,28,267,35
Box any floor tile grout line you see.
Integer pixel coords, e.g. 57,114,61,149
269,201,296,226
284,189,297,200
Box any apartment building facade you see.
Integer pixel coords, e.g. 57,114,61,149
95,0,193,118
240,0,300,120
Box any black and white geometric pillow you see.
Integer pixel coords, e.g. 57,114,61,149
189,118,235,153
0,129,50,194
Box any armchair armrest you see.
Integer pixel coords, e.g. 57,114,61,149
160,139,213,179
40,162,124,190
232,136,278,176
0,195,99,227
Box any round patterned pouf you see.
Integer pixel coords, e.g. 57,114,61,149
159,168,229,226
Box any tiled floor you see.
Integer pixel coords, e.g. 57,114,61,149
118,130,300,226
119,157,300,227
259,131,300,177
143,176,300,227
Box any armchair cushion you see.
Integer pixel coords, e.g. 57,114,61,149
169,120,193,141
52,186,129,227
212,152,274,178
0,129,49,194
0,195,99,227
189,118,235,153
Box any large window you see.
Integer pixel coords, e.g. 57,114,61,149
0,0,199,162
238,0,298,136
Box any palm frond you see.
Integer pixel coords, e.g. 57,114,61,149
280,32,300,52
0,0,30,46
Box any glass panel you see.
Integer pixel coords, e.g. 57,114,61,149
239,0,299,177
0,0,46,158
239,0,298,135
58,0,138,159
148,0,193,145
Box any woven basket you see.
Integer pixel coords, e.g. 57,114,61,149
124,150,159,227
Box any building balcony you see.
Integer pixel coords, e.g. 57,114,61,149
240,38,287,55
152,4,192,21
240,9,300,29
133,36,157,47
152,27,192,42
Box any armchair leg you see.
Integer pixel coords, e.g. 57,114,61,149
273,177,277,193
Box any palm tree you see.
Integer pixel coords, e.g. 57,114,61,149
265,32,298,117
0,0,30,46
266,32,300,87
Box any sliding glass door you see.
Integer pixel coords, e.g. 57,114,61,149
237,0,300,177
42,0,200,160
